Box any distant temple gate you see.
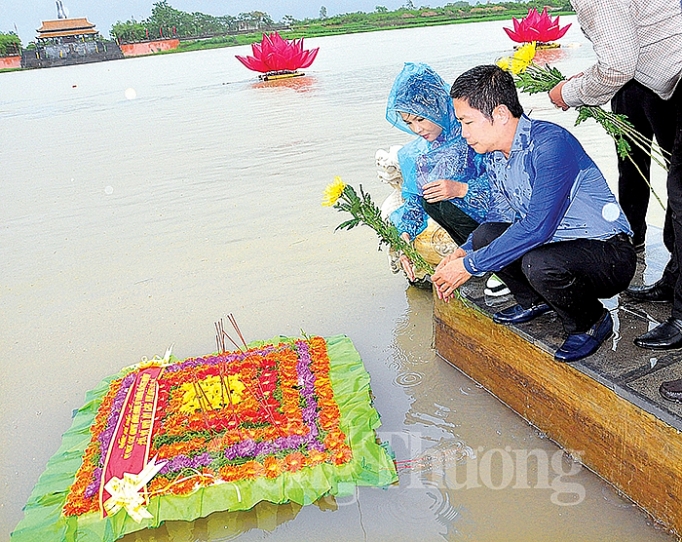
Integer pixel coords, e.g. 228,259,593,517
21,17,124,68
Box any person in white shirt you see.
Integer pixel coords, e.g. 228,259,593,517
548,0,682,396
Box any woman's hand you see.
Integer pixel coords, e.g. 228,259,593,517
423,179,468,203
398,232,417,281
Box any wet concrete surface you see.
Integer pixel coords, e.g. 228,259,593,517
458,226,682,432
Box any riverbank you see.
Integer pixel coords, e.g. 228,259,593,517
177,8,574,54
1,7,574,70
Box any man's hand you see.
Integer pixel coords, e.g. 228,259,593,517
435,247,466,272
423,179,468,203
549,73,582,111
432,256,472,302
548,81,570,111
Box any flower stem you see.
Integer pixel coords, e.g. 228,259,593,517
333,184,435,274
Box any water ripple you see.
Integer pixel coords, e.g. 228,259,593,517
395,371,424,387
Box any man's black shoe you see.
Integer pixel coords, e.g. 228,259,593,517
660,378,682,402
554,309,613,362
493,303,552,325
625,280,674,303
634,317,682,350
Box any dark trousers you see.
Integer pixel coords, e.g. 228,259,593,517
611,80,676,247
422,199,479,246
472,223,637,333
665,84,682,319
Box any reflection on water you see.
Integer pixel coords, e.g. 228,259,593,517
121,500,305,541
533,45,571,65
1,18,674,542
250,75,319,93
397,438,475,479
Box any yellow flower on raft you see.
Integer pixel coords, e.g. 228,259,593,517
497,41,537,74
177,375,245,414
322,176,347,207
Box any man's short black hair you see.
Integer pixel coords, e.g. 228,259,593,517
450,64,524,120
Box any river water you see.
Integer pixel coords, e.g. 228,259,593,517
0,17,673,542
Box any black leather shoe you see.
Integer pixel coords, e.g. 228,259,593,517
625,281,674,303
554,310,613,362
493,303,552,325
660,378,682,402
634,317,682,350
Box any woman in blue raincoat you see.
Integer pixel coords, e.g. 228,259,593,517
386,62,491,281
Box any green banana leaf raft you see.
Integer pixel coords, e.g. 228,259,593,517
11,334,397,542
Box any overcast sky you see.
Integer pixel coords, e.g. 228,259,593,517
1,0,471,43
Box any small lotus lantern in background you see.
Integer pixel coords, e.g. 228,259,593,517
236,31,319,81
503,7,571,47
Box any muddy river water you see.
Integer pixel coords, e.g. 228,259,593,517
0,17,672,541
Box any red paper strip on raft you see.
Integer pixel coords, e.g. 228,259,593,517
98,366,164,515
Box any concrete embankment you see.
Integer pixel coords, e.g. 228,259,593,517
434,228,682,536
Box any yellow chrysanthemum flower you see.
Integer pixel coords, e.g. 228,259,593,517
515,41,537,64
322,176,346,207
497,41,537,75
178,375,245,414
496,56,511,72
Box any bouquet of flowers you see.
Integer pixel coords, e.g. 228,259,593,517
322,177,434,274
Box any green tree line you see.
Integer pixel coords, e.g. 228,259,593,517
111,1,278,42
300,0,571,34
2,0,572,52
267,0,571,44
0,32,21,56
110,0,572,43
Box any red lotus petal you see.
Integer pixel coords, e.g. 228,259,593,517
297,48,319,69
503,27,524,43
270,32,286,48
235,54,269,72
504,17,526,42
266,52,288,71
555,23,571,38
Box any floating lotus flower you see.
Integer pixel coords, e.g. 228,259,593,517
503,8,571,44
235,31,319,74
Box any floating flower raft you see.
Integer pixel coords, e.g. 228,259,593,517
11,334,397,542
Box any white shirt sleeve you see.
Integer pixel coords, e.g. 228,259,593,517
562,0,639,107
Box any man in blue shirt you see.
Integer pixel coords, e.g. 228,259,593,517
433,64,637,362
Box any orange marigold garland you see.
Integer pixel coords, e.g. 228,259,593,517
63,337,355,514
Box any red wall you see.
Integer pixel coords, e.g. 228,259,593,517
120,39,180,57
1,56,21,69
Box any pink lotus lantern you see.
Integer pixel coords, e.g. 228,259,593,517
503,8,571,45
235,32,319,76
